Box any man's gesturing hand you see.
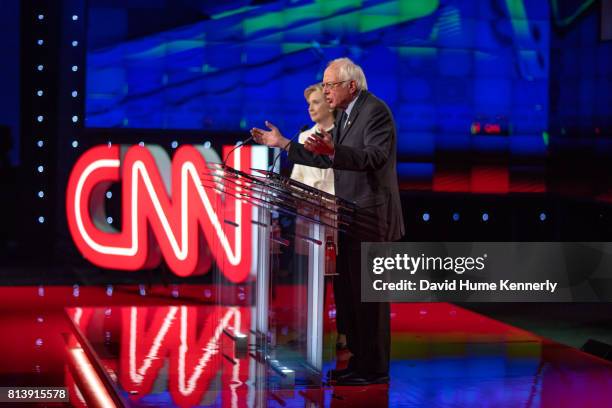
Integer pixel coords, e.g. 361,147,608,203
250,121,290,149
304,128,335,155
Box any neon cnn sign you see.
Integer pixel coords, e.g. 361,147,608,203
66,144,264,282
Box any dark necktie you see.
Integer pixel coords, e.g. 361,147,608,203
338,111,348,140
341,110,349,128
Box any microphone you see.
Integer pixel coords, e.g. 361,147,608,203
269,124,310,172
223,134,254,167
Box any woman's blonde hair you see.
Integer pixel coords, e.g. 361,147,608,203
304,83,323,100
303,83,336,119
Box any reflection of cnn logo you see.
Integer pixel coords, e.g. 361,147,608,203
66,144,263,282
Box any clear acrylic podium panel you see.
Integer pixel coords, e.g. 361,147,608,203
206,181,331,388
264,210,327,386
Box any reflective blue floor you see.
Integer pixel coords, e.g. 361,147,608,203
1,285,612,407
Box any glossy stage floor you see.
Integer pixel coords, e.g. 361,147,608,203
1,284,612,407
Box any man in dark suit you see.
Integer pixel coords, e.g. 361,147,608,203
251,58,404,385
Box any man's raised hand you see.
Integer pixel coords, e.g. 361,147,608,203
250,121,289,148
304,128,335,155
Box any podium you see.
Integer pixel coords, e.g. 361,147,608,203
201,163,358,386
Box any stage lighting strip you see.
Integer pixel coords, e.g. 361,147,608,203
68,347,117,408
65,308,125,407
69,10,82,151
34,9,47,226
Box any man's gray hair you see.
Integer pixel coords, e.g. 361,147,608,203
329,57,368,91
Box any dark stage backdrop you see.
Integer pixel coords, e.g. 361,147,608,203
0,0,20,166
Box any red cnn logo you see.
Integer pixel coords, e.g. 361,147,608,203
66,144,256,282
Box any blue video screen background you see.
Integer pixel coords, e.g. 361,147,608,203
85,0,552,191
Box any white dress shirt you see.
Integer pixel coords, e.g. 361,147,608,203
290,124,335,195
342,91,360,128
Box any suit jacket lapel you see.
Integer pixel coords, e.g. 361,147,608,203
337,91,368,145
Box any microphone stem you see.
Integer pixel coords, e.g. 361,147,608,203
269,126,308,172
223,136,253,167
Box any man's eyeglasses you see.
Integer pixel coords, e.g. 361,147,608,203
321,80,350,90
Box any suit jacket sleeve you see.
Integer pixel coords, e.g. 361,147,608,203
332,103,393,171
287,141,333,169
